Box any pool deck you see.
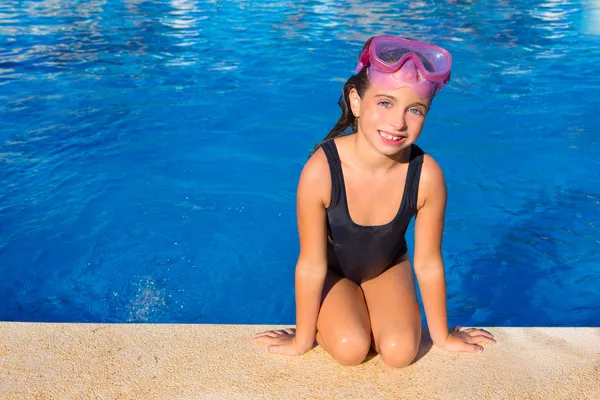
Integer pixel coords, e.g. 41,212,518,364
1,323,599,399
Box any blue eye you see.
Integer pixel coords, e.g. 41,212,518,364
408,108,424,116
378,101,392,108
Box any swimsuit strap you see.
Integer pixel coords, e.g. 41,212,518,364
405,144,425,211
320,140,344,209
321,140,425,211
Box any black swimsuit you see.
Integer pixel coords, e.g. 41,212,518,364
320,139,425,284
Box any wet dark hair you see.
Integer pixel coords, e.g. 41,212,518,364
311,37,435,154
311,67,370,153
311,39,373,154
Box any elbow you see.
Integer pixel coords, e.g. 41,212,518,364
296,259,328,279
413,256,444,274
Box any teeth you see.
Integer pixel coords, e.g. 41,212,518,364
379,131,403,141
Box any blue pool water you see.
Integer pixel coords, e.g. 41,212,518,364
1,0,599,326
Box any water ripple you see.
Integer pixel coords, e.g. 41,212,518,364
1,0,599,325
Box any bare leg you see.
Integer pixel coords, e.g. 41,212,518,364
361,257,422,368
316,270,371,366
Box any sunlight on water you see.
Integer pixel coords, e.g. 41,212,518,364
125,276,167,322
581,0,600,35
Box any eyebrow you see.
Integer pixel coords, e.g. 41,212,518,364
374,94,429,109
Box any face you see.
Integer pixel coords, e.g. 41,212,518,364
349,83,431,156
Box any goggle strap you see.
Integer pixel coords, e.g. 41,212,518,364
356,46,371,74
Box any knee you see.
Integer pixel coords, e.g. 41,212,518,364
328,334,371,366
378,335,420,368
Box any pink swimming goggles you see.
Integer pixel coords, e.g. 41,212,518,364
356,35,452,98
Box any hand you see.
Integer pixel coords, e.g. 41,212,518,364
251,328,311,356
435,326,497,353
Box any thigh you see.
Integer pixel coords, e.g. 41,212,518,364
316,269,372,366
360,257,421,366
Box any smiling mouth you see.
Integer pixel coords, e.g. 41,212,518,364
378,130,407,141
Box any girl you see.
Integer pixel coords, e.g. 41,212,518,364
253,35,496,367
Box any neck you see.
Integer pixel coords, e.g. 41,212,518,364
350,130,411,174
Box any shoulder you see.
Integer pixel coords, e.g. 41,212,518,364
297,145,332,208
420,152,445,185
300,145,330,187
416,149,447,209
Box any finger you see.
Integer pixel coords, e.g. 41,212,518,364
462,343,484,353
466,335,496,345
252,331,274,338
251,336,271,344
284,329,295,335
465,330,496,341
266,344,297,356
273,330,288,335
254,337,289,346
472,329,495,339
252,331,279,339
251,335,280,344
463,328,494,337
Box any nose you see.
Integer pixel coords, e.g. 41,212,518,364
389,114,407,132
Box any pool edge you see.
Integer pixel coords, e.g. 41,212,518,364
1,323,599,399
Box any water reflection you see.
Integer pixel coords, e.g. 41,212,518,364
0,0,594,78
454,186,600,326
581,0,600,35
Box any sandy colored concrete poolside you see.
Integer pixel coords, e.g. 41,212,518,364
1,324,599,399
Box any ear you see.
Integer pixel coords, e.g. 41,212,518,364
348,88,361,117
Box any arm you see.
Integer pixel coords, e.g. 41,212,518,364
412,155,449,345
413,155,496,353
293,150,330,351
252,150,330,354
